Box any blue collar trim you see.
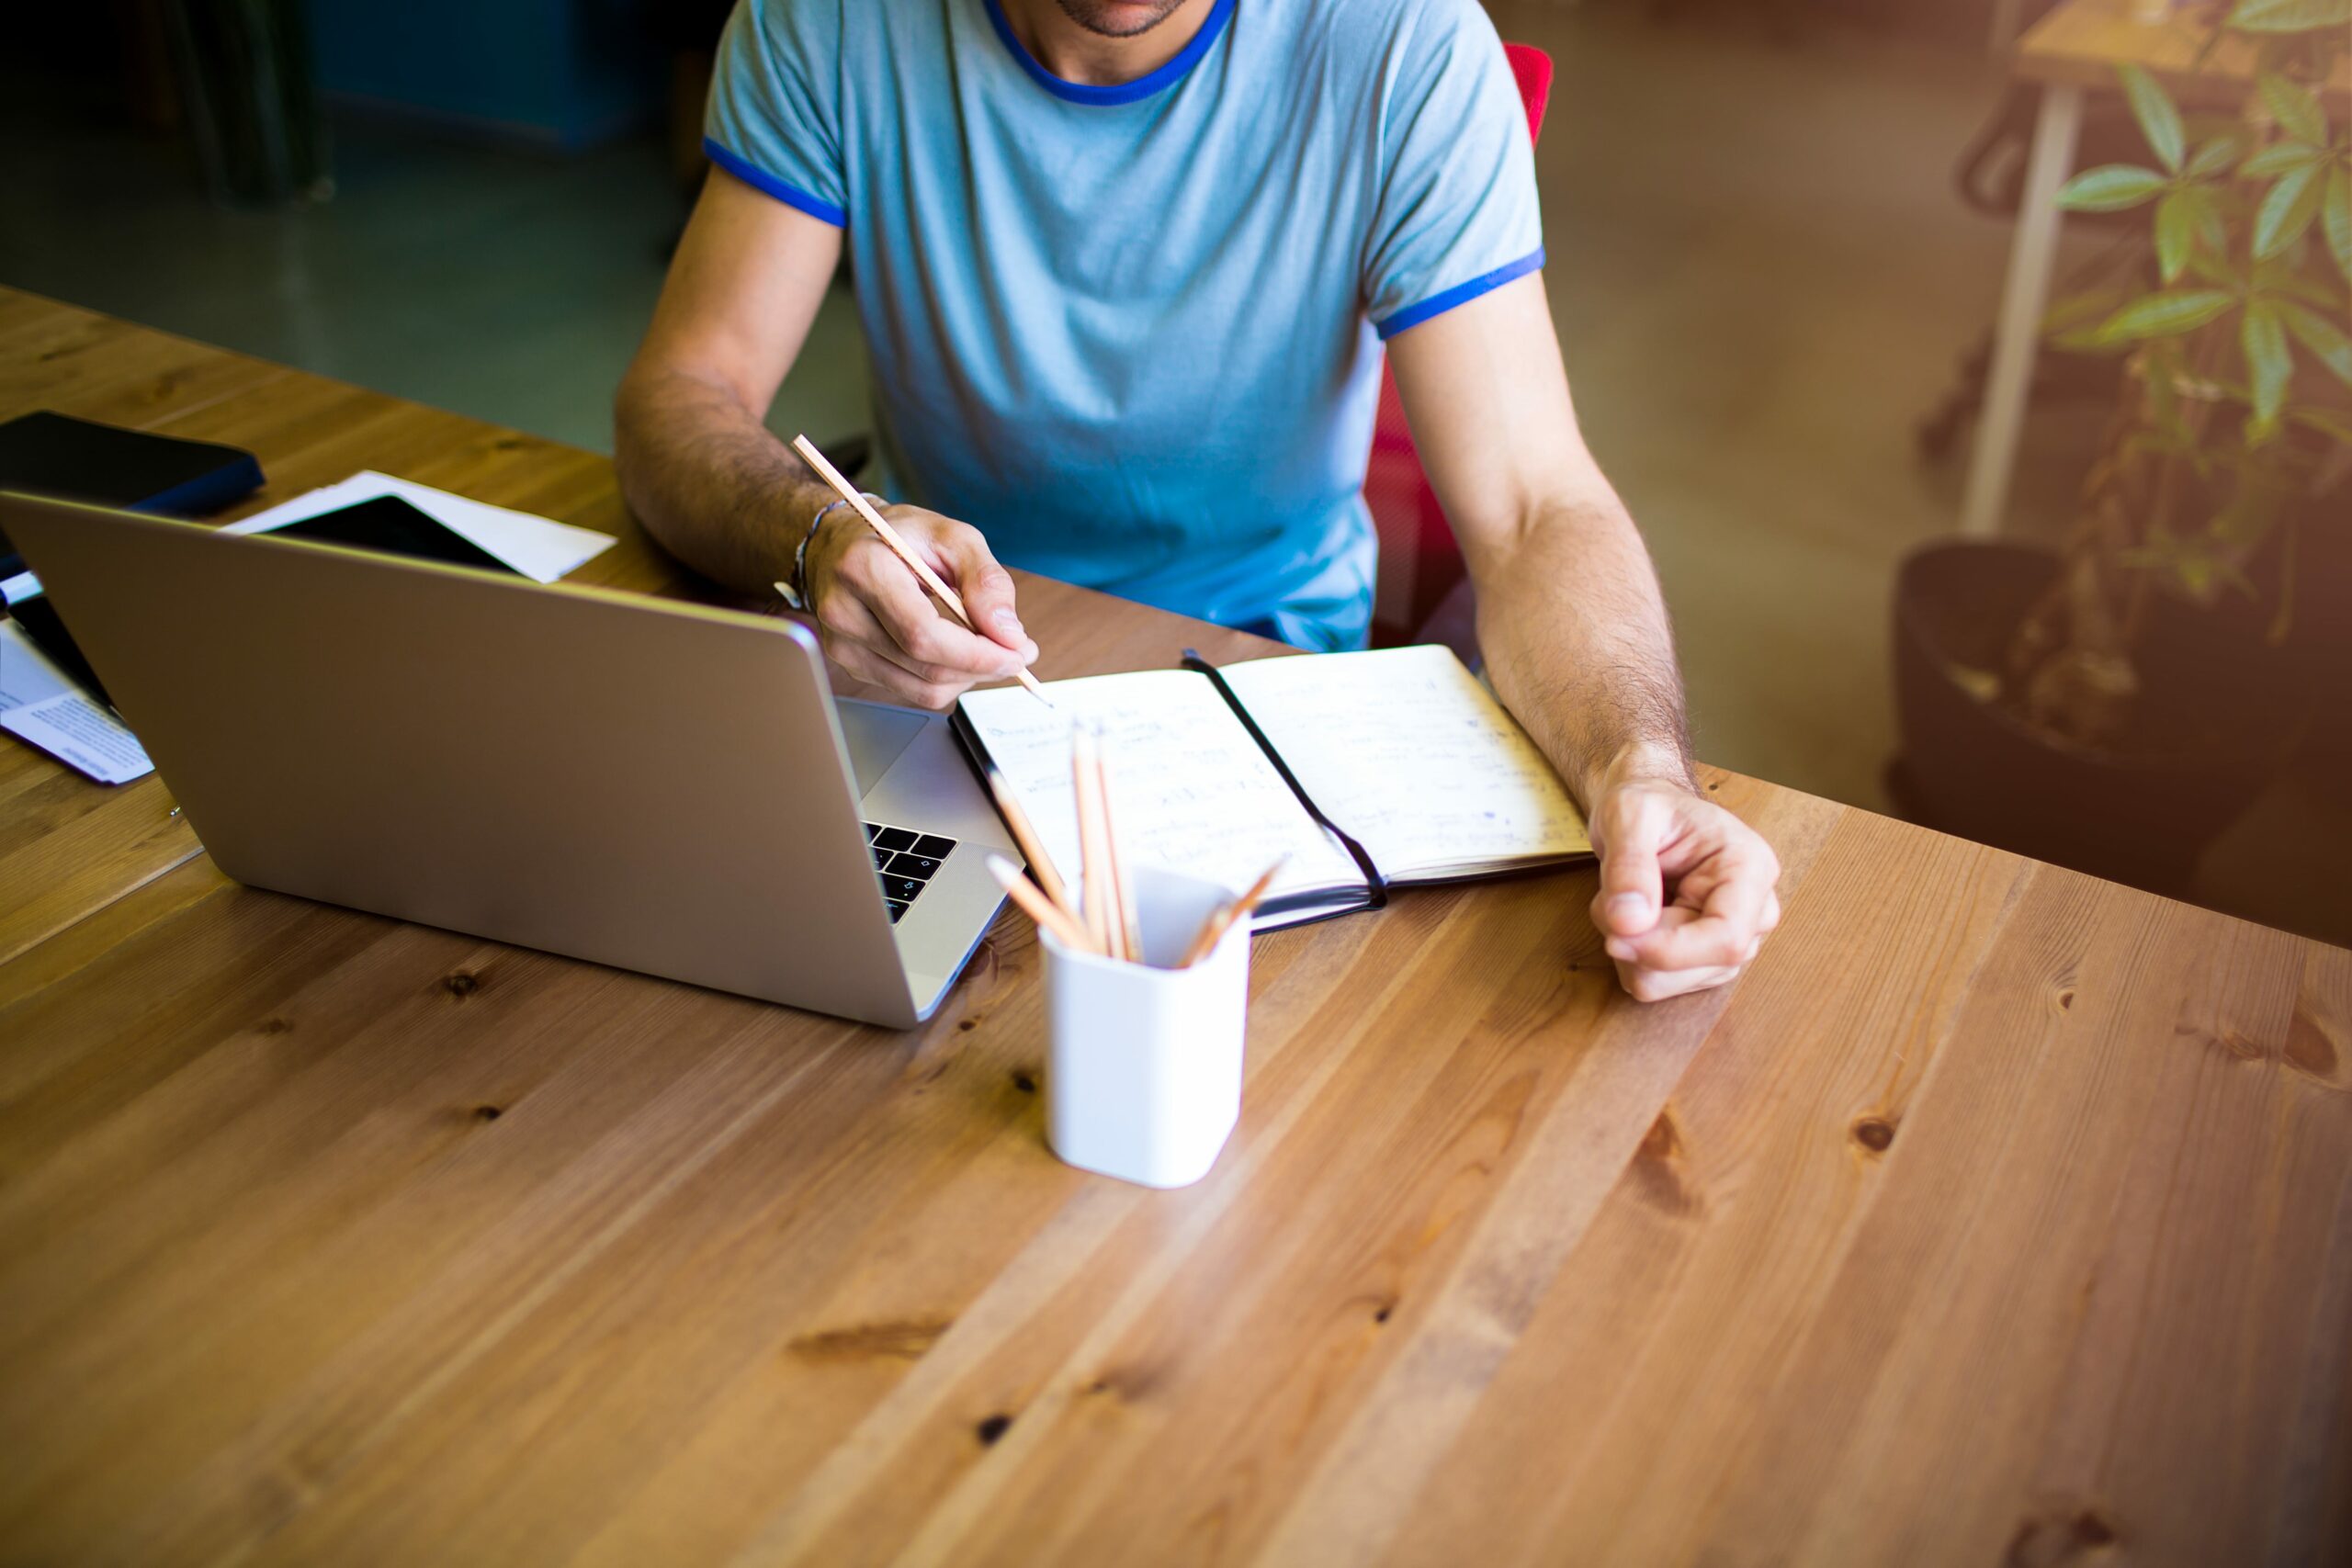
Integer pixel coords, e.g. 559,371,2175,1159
981,0,1236,107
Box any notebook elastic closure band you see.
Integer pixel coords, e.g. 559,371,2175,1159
1181,649,1388,909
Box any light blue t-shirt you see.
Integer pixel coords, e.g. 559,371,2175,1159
707,0,1542,649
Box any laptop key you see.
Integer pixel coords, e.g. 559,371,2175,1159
864,822,883,841
873,826,918,852
910,834,956,861
886,899,909,923
880,875,926,903
886,852,941,880
871,844,894,869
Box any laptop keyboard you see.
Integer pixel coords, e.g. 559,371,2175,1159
865,823,958,924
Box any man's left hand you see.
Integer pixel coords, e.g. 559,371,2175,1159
1588,770,1781,1003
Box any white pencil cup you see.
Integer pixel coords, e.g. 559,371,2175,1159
1039,866,1251,1189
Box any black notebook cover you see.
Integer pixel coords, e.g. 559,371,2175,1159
0,412,266,577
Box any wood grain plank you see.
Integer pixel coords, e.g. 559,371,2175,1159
0,759,198,969
179,901,1407,1566
0,917,782,1558
1701,900,2302,1565
0,853,229,1017
1998,936,2352,1568
1364,807,2036,1567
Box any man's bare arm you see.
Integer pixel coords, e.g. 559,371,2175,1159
614,169,1033,705
1388,273,1780,1000
1387,277,1690,807
615,167,842,592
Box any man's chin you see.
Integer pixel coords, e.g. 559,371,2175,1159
1053,0,1190,39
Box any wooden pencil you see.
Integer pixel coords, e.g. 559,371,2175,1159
1176,856,1287,968
1095,733,1143,963
986,855,1097,955
1069,723,1117,957
983,772,1078,924
788,434,1051,705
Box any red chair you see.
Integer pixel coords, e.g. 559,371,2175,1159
1365,41,1554,652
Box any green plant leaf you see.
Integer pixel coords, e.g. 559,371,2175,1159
2226,0,2352,31
2242,301,2293,430
2119,64,2185,173
2289,406,2352,444
2043,289,2129,331
2185,247,2244,289
2055,164,2169,211
2046,288,2138,351
2154,189,2198,281
2240,141,2321,177
2255,163,2324,256
2258,73,2328,145
2164,187,2220,265
2053,331,2140,356
2209,485,2285,552
2191,191,2229,255
2256,252,2342,306
2327,166,2352,283
2090,289,2236,343
2143,347,2218,474
2275,299,2352,384
2130,525,2229,601
2187,136,2242,180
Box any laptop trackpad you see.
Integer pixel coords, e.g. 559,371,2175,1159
836,699,931,795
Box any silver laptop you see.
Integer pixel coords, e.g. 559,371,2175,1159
2,491,1014,1029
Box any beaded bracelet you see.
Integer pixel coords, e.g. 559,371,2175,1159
782,491,883,610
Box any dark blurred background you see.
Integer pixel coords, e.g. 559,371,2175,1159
3,0,2344,946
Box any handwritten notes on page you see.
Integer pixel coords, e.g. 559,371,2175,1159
958,645,1589,922
957,670,1365,915
1218,646,1589,880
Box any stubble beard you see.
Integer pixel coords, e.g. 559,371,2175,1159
1050,0,1191,40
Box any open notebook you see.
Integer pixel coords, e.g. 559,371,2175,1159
953,644,1592,930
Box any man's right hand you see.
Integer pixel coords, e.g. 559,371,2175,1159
801,502,1038,710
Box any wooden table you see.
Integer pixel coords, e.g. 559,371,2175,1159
1960,0,2352,540
3,288,2347,1566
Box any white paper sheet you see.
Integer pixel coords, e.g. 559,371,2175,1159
0,620,153,784
221,470,616,582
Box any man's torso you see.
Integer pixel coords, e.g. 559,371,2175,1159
711,0,1539,649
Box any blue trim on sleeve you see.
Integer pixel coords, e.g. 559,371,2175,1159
981,0,1235,107
1374,248,1547,340
703,137,847,227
